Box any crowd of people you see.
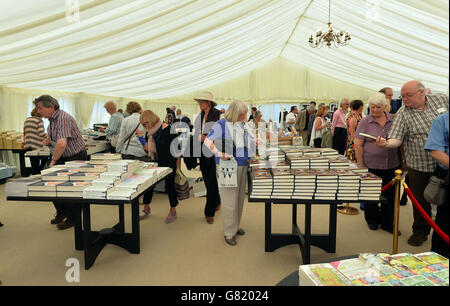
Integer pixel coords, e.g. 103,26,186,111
4,79,448,257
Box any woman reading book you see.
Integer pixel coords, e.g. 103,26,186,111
354,93,400,233
136,110,179,223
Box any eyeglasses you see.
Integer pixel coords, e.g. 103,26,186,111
401,90,421,99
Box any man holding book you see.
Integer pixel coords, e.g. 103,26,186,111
375,80,449,246
34,95,88,230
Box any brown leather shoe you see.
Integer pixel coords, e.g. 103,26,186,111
407,234,427,246
51,213,66,225
57,219,74,230
206,217,214,224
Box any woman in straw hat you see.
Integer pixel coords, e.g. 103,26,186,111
193,91,222,224
204,100,255,246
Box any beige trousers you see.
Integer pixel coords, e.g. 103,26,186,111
218,165,248,237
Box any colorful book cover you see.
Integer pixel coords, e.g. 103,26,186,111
300,264,353,286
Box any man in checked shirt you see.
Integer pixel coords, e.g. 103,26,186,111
34,95,88,230
376,80,449,246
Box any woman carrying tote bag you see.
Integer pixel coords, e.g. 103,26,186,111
204,100,256,246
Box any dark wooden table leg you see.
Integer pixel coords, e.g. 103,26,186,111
72,205,83,251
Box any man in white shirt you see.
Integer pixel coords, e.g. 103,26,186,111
285,106,298,130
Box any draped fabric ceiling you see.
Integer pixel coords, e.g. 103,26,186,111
1,0,448,102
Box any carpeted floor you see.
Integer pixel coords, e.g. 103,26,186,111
0,167,432,286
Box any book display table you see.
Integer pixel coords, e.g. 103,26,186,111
0,149,31,177
7,173,169,270
248,176,378,265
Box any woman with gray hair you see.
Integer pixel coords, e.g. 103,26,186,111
204,100,255,245
354,92,400,233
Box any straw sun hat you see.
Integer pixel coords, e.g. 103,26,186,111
194,91,217,107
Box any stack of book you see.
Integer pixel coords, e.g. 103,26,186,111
89,153,122,165
27,181,66,197
314,171,337,200
270,160,290,170
83,185,114,199
107,166,171,200
271,169,294,199
359,173,383,201
319,148,340,158
57,181,92,197
288,156,310,169
292,169,316,199
41,170,76,181
69,172,101,181
25,147,51,157
299,252,449,286
329,157,350,169
107,160,141,172
249,169,273,199
336,170,360,201
309,156,329,169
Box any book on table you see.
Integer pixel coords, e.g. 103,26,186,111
69,172,100,181
56,181,92,191
42,170,77,181
28,191,57,197
27,181,67,192
90,153,121,160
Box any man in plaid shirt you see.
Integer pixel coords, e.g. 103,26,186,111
376,80,449,246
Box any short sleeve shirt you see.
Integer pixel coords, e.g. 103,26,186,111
355,113,400,169
424,112,449,170
388,94,449,172
48,109,86,158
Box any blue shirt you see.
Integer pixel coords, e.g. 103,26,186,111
206,119,255,166
424,112,449,170
105,112,124,137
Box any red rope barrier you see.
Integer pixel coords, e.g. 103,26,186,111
404,187,449,245
381,181,393,193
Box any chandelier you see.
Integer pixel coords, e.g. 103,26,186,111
308,0,351,48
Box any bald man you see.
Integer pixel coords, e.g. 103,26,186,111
376,80,449,246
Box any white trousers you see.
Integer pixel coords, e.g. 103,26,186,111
218,165,248,237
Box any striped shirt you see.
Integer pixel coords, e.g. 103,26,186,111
24,117,46,150
48,109,86,158
105,112,123,138
388,94,449,172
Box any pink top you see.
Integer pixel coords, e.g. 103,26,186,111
331,108,347,135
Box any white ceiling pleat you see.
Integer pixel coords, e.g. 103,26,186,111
0,0,448,98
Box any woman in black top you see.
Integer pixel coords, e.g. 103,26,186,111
193,91,222,224
137,110,179,223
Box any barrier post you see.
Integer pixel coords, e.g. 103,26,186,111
392,169,403,254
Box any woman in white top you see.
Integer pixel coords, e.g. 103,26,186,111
310,105,330,147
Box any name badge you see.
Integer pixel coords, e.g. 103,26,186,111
437,107,447,114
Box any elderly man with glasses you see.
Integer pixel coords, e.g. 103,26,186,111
375,80,449,247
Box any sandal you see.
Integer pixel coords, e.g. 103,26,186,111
139,207,151,220
165,212,177,224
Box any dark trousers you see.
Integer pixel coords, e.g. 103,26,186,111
142,170,178,208
53,150,89,221
200,156,221,217
364,167,397,230
332,127,347,155
408,168,433,238
29,156,49,175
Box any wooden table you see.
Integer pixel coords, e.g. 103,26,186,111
7,175,168,270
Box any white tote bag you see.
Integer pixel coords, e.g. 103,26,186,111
217,157,238,188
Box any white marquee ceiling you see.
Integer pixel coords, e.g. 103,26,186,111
0,0,448,99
